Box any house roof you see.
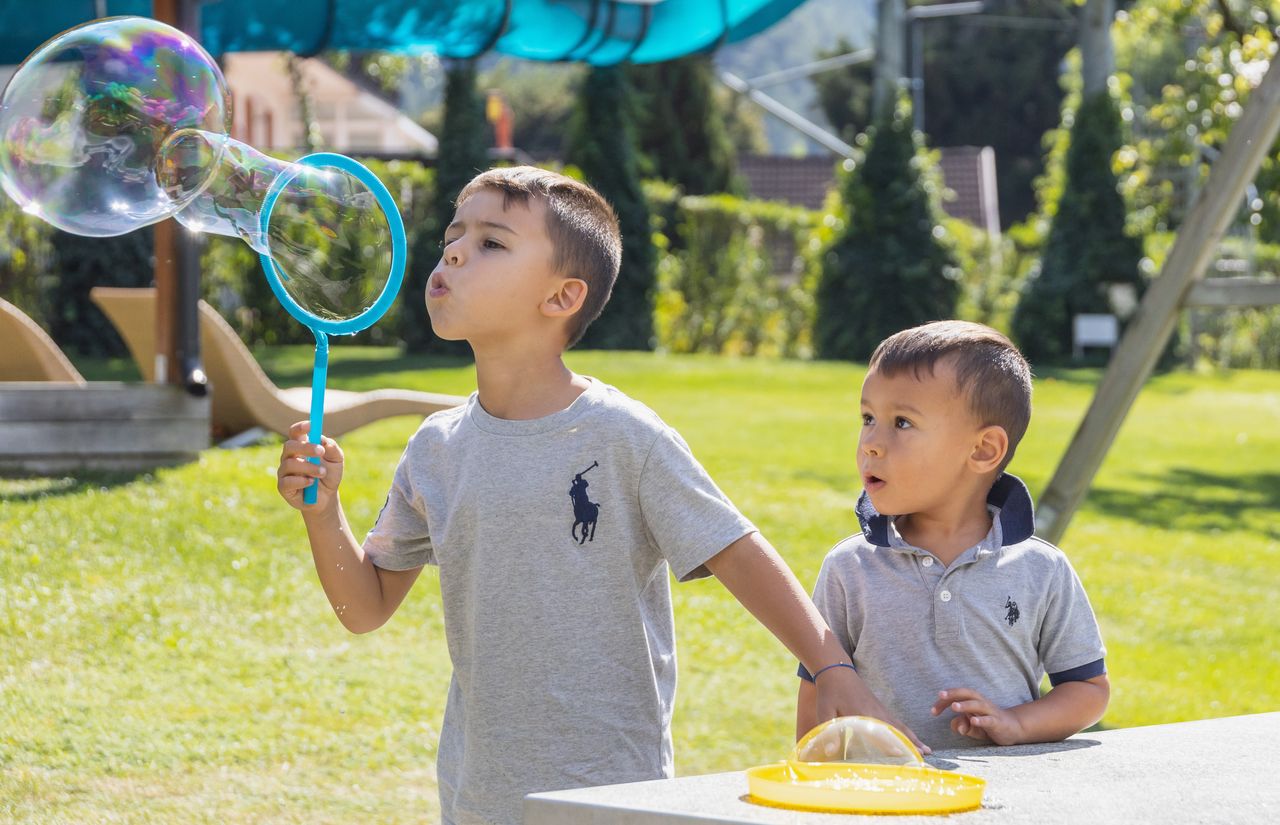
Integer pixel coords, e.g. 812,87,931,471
737,147,1002,235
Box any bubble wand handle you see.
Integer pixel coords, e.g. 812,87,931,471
304,328,330,506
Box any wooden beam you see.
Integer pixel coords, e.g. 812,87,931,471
1035,58,1280,544
1184,276,1280,307
151,0,182,385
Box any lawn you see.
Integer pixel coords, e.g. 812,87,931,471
2,349,1277,823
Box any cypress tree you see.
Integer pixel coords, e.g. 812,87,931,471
567,66,655,350
402,58,487,355
815,102,958,361
627,55,740,195
1012,90,1143,363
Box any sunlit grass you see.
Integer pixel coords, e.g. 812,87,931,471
3,349,1277,822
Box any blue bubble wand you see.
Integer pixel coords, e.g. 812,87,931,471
258,153,407,505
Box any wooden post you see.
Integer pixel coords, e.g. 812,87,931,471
1036,58,1280,544
151,0,207,392
151,0,182,385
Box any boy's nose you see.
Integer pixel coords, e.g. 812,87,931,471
860,437,883,457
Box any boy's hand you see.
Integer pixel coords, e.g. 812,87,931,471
931,688,1025,745
816,666,930,755
277,421,344,511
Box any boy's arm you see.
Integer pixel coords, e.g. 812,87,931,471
705,531,928,753
796,678,818,741
931,675,1110,745
278,423,421,634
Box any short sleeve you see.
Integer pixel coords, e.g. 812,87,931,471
363,448,434,571
1039,555,1107,681
638,427,755,582
798,552,855,681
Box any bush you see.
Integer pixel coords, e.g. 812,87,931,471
0,199,53,326
654,194,816,357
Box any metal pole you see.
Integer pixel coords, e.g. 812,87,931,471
718,71,856,158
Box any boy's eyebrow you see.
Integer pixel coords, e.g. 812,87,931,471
445,219,517,235
860,397,925,417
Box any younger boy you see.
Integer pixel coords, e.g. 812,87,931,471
796,321,1109,751
276,167,917,825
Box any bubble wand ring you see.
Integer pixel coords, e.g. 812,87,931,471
258,152,407,504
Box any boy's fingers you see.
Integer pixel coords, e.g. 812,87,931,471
280,456,326,477
949,699,993,717
277,474,315,492
282,438,325,459
318,435,344,463
288,421,310,440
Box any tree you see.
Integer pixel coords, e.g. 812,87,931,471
810,37,874,144
48,229,152,357
627,55,740,195
815,100,959,361
402,58,488,355
921,0,1077,225
1012,90,1144,363
566,66,655,350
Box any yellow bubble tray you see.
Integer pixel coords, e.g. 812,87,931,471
746,761,986,815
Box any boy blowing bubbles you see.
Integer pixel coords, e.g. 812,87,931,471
276,167,920,825
797,322,1110,751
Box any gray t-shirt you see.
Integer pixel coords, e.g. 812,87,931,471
363,378,755,825
802,475,1106,751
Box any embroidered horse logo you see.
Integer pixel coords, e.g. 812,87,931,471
1004,596,1020,627
569,461,601,544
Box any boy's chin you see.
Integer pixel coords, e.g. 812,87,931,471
863,489,909,516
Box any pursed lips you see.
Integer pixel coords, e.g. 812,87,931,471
428,272,449,298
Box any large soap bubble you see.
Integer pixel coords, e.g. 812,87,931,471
0,15,399,325
0,16,407,503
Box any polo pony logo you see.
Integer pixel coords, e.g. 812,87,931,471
1004,596,1020,627
569,461,601,544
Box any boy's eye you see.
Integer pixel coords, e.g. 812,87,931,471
861,413,873,426
894,417,913,429
482,238,504,250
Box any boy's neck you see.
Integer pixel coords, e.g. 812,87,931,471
894,482,996,567
472,345,589,420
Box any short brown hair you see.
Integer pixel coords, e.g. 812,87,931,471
455,166,621,348
868,321,1033,471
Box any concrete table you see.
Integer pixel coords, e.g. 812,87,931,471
525,712,1279,824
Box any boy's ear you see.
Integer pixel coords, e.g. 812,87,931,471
969,425,1009,474
542,278,588,319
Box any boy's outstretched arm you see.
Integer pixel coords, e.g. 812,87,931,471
705,531,928,754
277,421,420,634
930,675,1109,746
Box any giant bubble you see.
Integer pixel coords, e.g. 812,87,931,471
0,16,398,323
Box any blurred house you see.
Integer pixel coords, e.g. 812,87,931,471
223,53,437,156
738,146,1002,238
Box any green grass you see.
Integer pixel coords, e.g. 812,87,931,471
3,349,1278,823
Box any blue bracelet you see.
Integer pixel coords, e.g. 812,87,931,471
812,662,856,680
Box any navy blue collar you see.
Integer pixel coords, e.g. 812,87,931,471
855,473,1036,548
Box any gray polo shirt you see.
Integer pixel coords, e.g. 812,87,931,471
800,474,1106,751
363,378,755,825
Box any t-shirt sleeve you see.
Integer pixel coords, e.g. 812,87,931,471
798,553,855,681
363,447,435,571
638,427,756,582
1039,554,1107,684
